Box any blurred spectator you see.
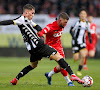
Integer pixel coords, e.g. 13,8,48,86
0,0,100,17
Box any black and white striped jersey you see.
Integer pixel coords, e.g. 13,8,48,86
13,16,43,51
71,19,90,45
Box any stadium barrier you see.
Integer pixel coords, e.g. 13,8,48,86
0,47,73,58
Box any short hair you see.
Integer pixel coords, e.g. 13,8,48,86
23,4,35,12
56,12,69,20
79,8,87,14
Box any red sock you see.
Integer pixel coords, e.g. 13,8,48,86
60,68,68,76
54,66,60,73
84,57,87,65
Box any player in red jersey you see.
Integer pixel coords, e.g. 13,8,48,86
84,16,98,70
38,12,74,86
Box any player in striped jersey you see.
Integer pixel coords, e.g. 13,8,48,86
70,9,92,76
0,4,84,85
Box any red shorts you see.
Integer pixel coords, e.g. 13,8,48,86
86,43,96,51
86,37,96,52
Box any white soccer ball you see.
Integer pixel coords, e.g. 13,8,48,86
82,75,93,87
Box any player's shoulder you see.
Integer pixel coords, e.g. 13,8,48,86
86,20,90,26
14,16,25,25
14,16,24,21
91,23,96,27
45,21,55,30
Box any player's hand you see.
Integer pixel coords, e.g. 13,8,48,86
40,36,44,40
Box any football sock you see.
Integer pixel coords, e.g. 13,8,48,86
16,65,33,80
58,58,74,75
78,65,83,71
48,70,55,77
60,69,71,83
64,76,71,83
84,57,87,65
54,66,60,73
48,66,60,77
60,68,68,76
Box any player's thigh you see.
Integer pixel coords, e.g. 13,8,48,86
88,50,95,57
73,53,79,61
56,48,65,58
50,52,63,61
80,48,88,58
30,61,38,68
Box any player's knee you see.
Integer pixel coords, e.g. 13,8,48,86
73,54,79,61
74,56,79,61
56,65,61,71
81,52,87,58
30,62,38,68
30,64,38,68
89,54,95,58
89,51,95,58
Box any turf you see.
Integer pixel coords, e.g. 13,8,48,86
0,57,100,90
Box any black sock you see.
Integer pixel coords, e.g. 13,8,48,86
58,58,74,75
78,65,83,71
16,65,33,80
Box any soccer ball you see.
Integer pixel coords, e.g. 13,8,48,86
82,75,93,87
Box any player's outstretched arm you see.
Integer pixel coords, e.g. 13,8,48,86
0,20,14,25
34,25,42,31
88,32,92,43
70,27,74,39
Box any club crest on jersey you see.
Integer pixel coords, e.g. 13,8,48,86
53,31,63,37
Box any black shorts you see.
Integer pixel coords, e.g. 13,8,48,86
29,44,57,62
72,43,86,54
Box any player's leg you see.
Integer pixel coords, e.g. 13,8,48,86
83,47,89,70
11,61,38,85
46,51,73,86
46,64,74,86
88,50,95,57
83,57,88,70
10,51,42,85
73,53,79,62
50,52,84,84
77,48,87,76
16,61,38,80
72,45,80,62
84,45,95,70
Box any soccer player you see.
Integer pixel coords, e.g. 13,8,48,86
0,4,84,85
70,9,92,76
38,12,74,86
83,16,97,70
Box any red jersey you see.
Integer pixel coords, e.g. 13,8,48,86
86,23,97,51
38,21,65,57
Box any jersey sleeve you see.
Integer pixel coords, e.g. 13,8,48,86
13,16,24,25
31,20,37,27
38,25,51,37
0,20,14,25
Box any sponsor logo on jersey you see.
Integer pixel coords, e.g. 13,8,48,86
53,31,63,37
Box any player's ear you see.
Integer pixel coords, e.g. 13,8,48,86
58,18,61,22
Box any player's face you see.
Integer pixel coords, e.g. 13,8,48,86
88,16,93,23
79,11,87,21
26,9,35,20
59,18,68,28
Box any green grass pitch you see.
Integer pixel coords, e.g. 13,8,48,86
0,57,100,90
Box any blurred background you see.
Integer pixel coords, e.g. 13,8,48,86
0,0,100,58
